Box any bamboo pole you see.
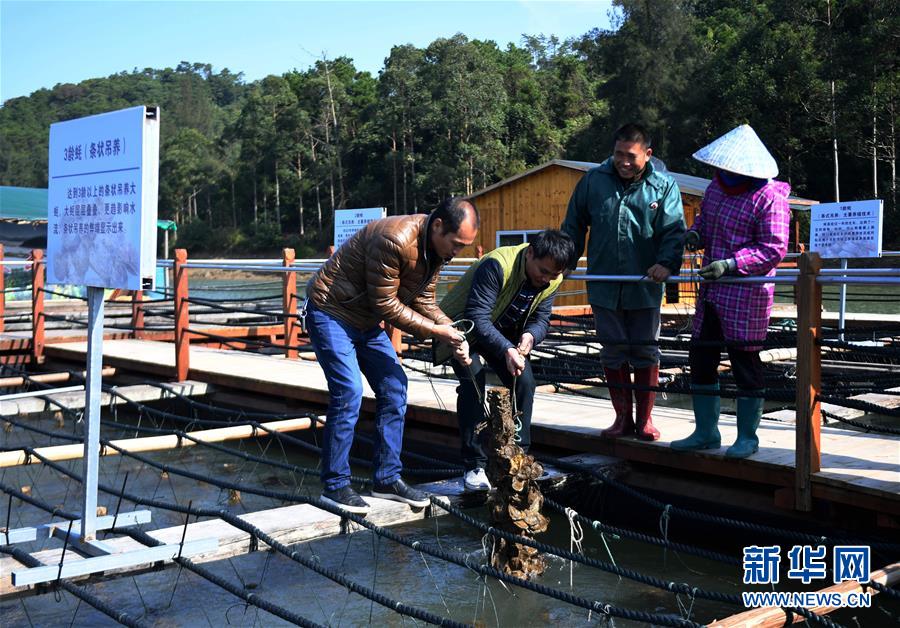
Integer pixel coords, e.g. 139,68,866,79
709,562,900,627
795,252,823,511
0,367,115,388
0,416,322,468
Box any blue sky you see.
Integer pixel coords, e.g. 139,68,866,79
1,1,613,103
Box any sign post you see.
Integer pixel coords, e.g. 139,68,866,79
809,200,883,340
47,106,160,540
8,107,219,586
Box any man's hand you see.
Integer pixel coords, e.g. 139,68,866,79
517,332,534,357
454,340,472,366
505,347,526,377
698,259,736,280
432,323,465,348
646,263,671,283
684,230,702,252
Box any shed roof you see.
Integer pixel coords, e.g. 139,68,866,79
0,186,176,231
469,159,817,210
0,186,48,221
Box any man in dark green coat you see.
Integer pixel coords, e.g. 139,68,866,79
437,230,574,491
562,123,685,442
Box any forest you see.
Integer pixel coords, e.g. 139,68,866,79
1,0,897,255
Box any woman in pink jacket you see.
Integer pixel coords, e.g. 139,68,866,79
671,125,791,458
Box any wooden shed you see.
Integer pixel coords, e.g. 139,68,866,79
464,159,816,307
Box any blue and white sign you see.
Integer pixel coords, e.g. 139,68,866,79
334,207,386,250
47,106,160,289
809,199,883,259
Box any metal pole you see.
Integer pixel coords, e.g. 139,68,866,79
838,258,848,340
81,286,105,540
164,230,169,261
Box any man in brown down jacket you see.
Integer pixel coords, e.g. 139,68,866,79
306,197,478,513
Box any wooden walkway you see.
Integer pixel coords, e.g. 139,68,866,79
43,339,900,518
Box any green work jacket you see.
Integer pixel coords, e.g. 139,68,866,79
562,158,685,309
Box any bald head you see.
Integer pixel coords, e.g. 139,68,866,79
430,197,479,261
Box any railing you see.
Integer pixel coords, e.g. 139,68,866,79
3,246,899,514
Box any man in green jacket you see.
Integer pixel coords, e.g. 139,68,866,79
437,229,574,491
562,123,685,441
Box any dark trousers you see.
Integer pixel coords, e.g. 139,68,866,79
592,306,661,369
451,351,535,471
690,302,764,391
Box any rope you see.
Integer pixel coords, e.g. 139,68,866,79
0,481,464,627
429,497,742,605
564,506,584,589
821,409,900,435
537,455,900,554
0,546,151,627
2,464,698,627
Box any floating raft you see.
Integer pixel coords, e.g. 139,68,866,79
43,339,900,517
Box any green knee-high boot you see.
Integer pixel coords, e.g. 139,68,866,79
726,396,764,458
671,384,721,451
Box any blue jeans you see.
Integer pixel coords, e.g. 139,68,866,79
305,301,408,492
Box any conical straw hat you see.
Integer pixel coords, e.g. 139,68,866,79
692,124,778,178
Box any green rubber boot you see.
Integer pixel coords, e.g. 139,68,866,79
671,384,721,451
726,396,764,458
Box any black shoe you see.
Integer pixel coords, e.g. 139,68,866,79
371,478,430,508
321,486,370,514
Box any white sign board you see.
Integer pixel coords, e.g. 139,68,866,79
47,106,160,289
334,207,386,250
809,199,883,259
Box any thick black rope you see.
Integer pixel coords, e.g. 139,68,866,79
0,412,458,481
15,448,702,626
429,497,742,605
821,409,900,435
818,395,900,419
5,459,699,628
541,497,740,565
0,545,151,627
0,482,463,627
537,455,900,554
117,528,326,628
